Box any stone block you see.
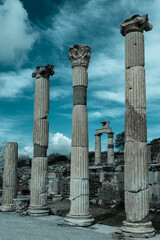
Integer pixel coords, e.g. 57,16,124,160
125,109,147,143
151,183,160,203
153,171,160,184
72,66,88,87
124,141,148,191
33,119,49,147
30,157,48,207
34,77,49,119
71,147,89,178
73,86,87,105
34,144,47,157
125,66,146,109
72,105,88,147
125,32,144,68
125,188,149,222
69,178,89,216
149,171,154,184
48,178,59,195
98,182,121,204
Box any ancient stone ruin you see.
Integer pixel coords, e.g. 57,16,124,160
95,121,114,165
1,13,160,239
64,44,94,226
28,64,54,216
1,142,18,212
120,14,155,237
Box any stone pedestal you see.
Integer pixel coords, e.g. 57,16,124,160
1,142,18,212
28,64,54,217
64,44,94,226
120,14,155,238
107,132,114,164
95,133,102,165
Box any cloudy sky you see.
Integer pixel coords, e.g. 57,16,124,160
0,0,160,156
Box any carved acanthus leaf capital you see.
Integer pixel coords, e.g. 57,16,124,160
69,44,91,68
120,14,152,36
32,64,54,79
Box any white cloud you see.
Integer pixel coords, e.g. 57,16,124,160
88,107,124,120
19,145,33,157
44,0,122,49
94,90,124,103
48,132,71,155
89,53,124,79
0,69,34,98
50,87,71,100
0,0,38,67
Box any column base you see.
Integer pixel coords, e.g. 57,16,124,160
0,204,15,212
27,206,50,217
64,214,94,227
121,220,155,238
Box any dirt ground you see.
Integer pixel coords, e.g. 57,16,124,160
47,199,160,234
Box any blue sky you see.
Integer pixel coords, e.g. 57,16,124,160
0,0,160,156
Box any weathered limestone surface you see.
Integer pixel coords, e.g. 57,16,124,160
33,119,49,147
1,142,18,212
33,65,54,120
28,64,54,217
64,44,94,226
72,105,88,147
120,14,155,238
28,157,49,216
125,32,144,68
107,132,114,164
95,134,102,165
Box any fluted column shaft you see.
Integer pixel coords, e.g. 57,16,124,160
107,132,114,164
95,134,102,165
64,44,94,226
28,64,54,217
1,142,18,212
120,14,155,238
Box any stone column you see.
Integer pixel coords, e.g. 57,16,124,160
120,14,155,237
64,44,94,226
95,133,102,165
1,142,18,212
107,132,114,164
28,64,54,217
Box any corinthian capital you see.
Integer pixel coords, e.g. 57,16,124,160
120,14,152,36
32,64,54,79
69,44,91,68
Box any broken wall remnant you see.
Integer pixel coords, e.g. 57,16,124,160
28,64,54,217
1,142,18,212
64,44,94,226
95,121,115,165
120,14,155,238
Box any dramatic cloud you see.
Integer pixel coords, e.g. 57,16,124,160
88,107,124,120
50,87,71,100
94,90,124,103
0,0,38,67
48,132,71,155
19,145,33,157
0,69,34,98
